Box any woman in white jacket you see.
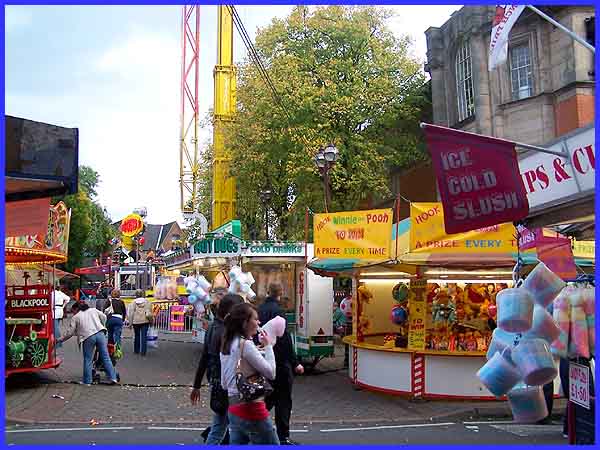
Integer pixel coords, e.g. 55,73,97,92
220,302,279,445
127,290,153,356
58,302,118,385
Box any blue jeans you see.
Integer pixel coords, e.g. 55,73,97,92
82,331,117,384
206,411,229,445
228,410,280,445
106,316,124,346
133,323,149,355
54,319,62,348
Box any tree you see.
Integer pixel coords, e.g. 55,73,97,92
54,165,115,272
224,6,430,240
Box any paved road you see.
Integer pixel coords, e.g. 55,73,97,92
5,327,569,444
5,420,567,445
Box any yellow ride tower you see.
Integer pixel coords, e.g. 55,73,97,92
211,5,237,229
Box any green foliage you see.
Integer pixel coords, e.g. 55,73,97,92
224,6,430,239
54,165,116,272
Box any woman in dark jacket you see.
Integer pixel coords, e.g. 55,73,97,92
104,289,127,347
190,294,244,445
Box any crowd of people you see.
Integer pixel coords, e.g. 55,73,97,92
190,283,303,445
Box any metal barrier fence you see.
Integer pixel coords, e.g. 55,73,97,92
151,301,194,332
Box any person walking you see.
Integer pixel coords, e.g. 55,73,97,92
127,289,153,356
258,284,304,445
104,289,126,348
57,302,118,385
191,294,245,444
52,285,70,349
220,303,279,445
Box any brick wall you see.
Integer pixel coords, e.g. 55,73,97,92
555,93,595,136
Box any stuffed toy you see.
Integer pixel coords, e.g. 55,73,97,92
358,285,374,304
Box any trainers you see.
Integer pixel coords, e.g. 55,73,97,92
109,379,120,385
280,438,299,445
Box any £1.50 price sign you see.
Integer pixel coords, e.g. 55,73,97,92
569,362,590,409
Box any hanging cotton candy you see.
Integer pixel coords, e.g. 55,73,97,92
194,302,205,315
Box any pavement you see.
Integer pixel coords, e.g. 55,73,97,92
5,326,568,428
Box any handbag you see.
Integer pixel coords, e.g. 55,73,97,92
104,299,114,316
209,379,229,414
235,338,273,402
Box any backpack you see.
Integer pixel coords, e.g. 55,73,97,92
132,300,152,324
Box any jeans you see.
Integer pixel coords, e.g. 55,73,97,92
106,317,124,346
54,319,62,348
228,411,280,445
82,331,117,384
133,323,149,355
206,411,229,445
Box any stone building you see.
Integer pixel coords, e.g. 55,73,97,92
425,5,594,143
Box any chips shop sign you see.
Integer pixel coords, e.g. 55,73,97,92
119,214,144,237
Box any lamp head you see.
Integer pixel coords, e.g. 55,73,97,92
323,143,338,162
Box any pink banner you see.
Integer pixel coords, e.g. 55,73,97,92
423,124,529,234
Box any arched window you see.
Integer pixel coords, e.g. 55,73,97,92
455,40,475,121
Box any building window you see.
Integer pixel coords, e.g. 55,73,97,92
455,41,475,122
510,43,533,100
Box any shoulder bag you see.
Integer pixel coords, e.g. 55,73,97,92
235,338,273,402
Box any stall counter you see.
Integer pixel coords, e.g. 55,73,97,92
342,335,560,400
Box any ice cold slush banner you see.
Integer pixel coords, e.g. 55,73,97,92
422,124,529,234
313,209,393,260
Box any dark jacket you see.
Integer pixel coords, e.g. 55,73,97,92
258,297,298,371
193,317,224,388
104,298,127,320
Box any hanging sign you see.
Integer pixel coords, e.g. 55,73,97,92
313,209,393,260
569,362,590,409
422,123,529,234
409,203,516,253
407,278,427,350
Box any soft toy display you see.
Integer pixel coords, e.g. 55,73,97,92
477,262,566,423
358,285,373,304
227,266,256,301
431,289,456,329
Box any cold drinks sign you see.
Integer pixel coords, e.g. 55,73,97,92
422,123,529,234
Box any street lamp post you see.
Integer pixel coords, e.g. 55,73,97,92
314,143,338,213
260,189,272,240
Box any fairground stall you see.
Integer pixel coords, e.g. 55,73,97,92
242,241,334,368
308,204,594,399
5,115,78,377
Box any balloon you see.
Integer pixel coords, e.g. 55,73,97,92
391,306,408,325
488,303,497,318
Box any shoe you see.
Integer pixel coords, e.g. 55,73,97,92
280,438,299,445
200,427,210,443
536,416,552,425
109,379,120,385
79,382,92,386
562,433,569,439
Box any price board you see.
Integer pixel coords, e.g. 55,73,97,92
569,362,590,409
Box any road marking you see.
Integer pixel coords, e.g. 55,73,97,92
290,430,309,433
463,420,515,425
490,424,563,437
320,422,455,433
147,427,205,431
6,427,135,433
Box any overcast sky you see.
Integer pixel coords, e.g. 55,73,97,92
5,5,461,225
